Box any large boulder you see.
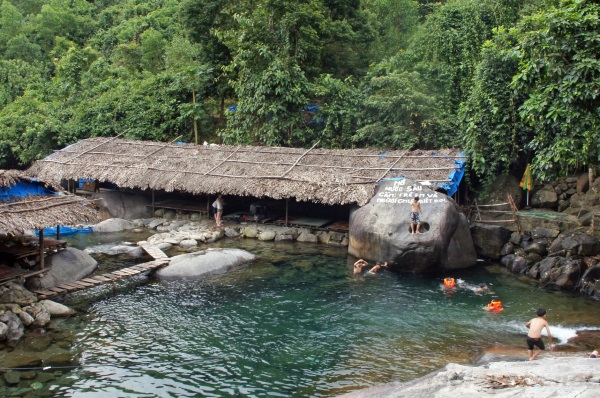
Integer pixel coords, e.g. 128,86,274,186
25,247,97,290
470,224,512,260
93,218,135,233
91,190,151,219
155,248,255,280
348,179,477,273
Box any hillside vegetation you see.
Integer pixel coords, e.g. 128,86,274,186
0,0,598,187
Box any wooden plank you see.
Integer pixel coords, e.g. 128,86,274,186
56,283,83,290
81,278,102,284
48,287,67,294
88,276,112,282
34,290,55,296
118,268,140,275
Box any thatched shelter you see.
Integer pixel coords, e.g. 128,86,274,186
0,169,100,235
27,137,466,206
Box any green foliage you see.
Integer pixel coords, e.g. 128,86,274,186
511,0,600,180
0,0,595,194
460,28,533,184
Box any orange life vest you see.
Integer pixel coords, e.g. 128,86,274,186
443,278,456,288
487,300,504,312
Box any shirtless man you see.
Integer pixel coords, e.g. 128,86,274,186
353,259,369,275
525,308,553,361
368,261,388,274
410,196,422,234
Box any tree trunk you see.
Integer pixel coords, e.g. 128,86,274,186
192,89,198,145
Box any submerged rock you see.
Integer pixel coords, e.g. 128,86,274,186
155,248,256,280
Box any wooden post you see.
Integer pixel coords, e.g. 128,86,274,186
57,225,61,240
285,198,289,227
152,189,155,216
38,229,45,270
207,196,210,220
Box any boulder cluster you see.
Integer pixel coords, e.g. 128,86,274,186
500,229,600,298
472,172,600,300
91,217,349,255
0,281,76,342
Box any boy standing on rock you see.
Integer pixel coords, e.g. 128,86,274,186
525,308,553,361
410,196,422,234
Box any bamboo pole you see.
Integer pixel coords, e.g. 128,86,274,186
38,229,44,270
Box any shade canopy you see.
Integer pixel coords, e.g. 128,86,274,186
27,138,467,206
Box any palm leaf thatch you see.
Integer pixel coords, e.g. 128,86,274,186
27,138,466,206
0,169,100,234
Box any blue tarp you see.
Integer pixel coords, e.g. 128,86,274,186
379,152,467,197
35,225,93,237
437,155,467,197
0,181,55,201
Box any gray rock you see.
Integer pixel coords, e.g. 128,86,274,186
156,242,173,251
94,218,135,233
0,321,8,340
0,311,24,341
549,231,600,256
318,232,331,244
500,242,514,256
39,300,77,317
577,172,589,193
532,188,558,209
509,232,522,245
155,248,256,280
224,227,240,238
18,311,34,327
349,180,477,272
297,231,318,243
30,304,51,327
106,245,144,257
338,356,600,398
26,247,97,290
274,234,293,242
148,218,166,229
179,239,198,248
163,210,176,220
257,230,276,241
243,227,258,238
524,242,547,256
531,228,560,239
470,224,511,260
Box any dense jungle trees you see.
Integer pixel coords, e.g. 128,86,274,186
0,0,597,187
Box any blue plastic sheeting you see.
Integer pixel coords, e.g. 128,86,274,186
378,153,467,197
35,225,93,237
437,156,466,197
78,178,94,189
0,181,55,201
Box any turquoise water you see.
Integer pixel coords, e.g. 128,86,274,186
3,236,600,397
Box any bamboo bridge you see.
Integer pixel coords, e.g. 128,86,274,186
33,242,170,300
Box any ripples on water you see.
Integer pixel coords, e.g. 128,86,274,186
11,238,600,397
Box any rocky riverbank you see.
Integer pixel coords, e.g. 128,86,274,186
339,353,600,398
470,173,600,300
0,281,77,342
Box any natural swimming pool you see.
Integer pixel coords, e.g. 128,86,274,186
3,234,600,397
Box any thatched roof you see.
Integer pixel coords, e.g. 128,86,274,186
27,137,466,206
0,169,100,234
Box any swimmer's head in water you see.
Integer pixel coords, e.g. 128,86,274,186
537,308,547,317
